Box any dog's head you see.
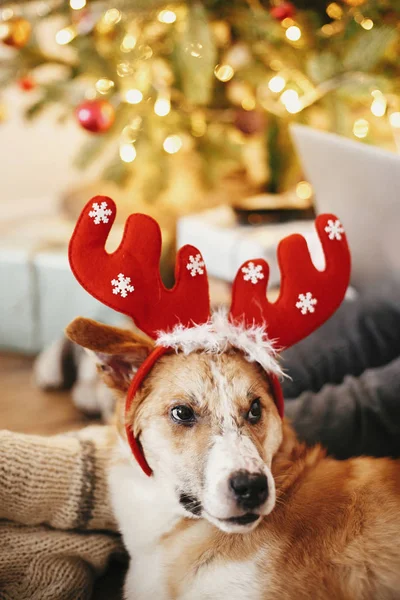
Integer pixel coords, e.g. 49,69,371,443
67,318,283,533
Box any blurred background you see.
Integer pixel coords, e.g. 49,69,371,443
1,0,400,432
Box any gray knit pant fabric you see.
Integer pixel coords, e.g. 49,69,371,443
282,283,400,460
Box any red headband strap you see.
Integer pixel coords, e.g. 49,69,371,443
125,346,285,477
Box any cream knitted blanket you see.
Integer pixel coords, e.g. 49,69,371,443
0,426,124,600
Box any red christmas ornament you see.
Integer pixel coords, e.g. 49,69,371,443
270,2,296,21
234,109,266,135
75,99,115,134
17,76,36,91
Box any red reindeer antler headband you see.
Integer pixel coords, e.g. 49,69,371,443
69,196,351,476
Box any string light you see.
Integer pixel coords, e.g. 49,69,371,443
120,143,137,163
270,59,283,71
326,3,343,20
122,118,141,142
0,23,10,39
296,181,313,201
125,89,143,104
241,96,256,110
285,26,301,42
1,7,14,20
117,62,134,77
70,0,86,9
353,118,369,138
214,64,234,82
163,135,182,154
191,112,207,137
281,18,294,28
36,3,51,17
85,87,97,100
138,44,153,60
104,8,121,25
321,24,334,36
370,91,386,117
280,89,302,114
56,26,76,45
185,43,203,58
268,75,286,93
122,127,137,142
154,95,171,116
120,33,137,52
158,10,176,24
95,78,114,94
361,18,373,30
389,112,400,128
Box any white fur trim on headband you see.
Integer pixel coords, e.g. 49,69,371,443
155,310,284,378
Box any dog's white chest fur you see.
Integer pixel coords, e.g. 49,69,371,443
109,452,264,600
109,457,177,600
180,561,263,600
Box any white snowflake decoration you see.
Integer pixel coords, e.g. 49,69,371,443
324,219,344,241
186,254,205,277
111,273,135,298
296,292,317,315
242,262,264,285
89,201,112,225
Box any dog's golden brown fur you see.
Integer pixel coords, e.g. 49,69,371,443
67,317,400,600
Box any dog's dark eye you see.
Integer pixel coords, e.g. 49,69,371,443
247,399,262,424
170,405,196,425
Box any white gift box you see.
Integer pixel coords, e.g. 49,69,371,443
0,204,124,353
0,200,174,353
0,244,37,353
177,205,325,287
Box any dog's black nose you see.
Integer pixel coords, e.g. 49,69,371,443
229,470,268,510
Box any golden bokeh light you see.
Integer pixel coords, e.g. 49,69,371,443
353,118,369,138
95,78,114,94
280,89,302,114
326,3,343,19
389,112,400,128
154,96,171,116
120,143,137,163
56,26,76,45
268,75,286,93
120,33,137,52
104,8,121,25
163,134,182,154
241,96,256,110
214,64,234,82
70,0,86,10
158,10,176,24
361,18,373,30
285,26,301,42
296,181,313,201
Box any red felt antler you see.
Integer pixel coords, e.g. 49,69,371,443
69,196,210,339
229,214,351,349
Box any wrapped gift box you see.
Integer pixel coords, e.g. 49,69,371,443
177,205,324,287
0,200,171,353
0,209,121,353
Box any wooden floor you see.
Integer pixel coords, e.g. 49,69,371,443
0,353,93,434
0,352,126,599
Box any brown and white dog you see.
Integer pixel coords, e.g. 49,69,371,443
67,316,400,600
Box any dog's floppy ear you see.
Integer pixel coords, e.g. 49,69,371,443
66,317,154,392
